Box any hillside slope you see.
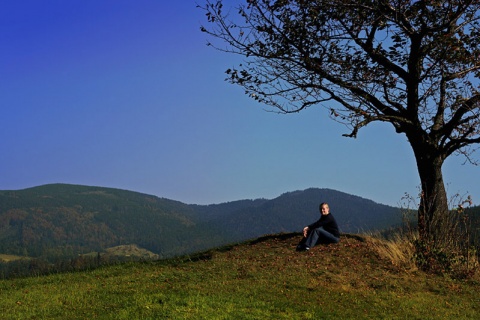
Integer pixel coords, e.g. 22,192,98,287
0,233,478,319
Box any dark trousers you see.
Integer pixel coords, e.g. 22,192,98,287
299,227,339,248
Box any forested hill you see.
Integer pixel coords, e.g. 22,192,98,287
0,184,214,259
192,188,402,242
0,184,402,261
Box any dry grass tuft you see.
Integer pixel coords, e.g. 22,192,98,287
364,233,417,271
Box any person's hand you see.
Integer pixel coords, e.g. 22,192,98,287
303,226,309,237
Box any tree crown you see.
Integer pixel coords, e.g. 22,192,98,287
201,0,480,161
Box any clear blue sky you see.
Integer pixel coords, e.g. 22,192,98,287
1,0,478,207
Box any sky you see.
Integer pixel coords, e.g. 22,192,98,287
1,0,478,207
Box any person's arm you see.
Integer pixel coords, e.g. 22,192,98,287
304,217,324,236
308,217,325,230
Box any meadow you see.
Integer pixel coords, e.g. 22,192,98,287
1,233,479,319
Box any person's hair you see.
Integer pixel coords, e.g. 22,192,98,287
319,202,329,210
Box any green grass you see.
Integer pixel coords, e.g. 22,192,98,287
1,233,479,319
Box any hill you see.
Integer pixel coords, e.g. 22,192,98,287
0,184,221,260
0,184,402,263
193,188,402,242
0,233,478,319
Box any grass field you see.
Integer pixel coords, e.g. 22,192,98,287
0,233,479,319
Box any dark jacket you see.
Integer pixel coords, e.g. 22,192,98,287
308,213,340,238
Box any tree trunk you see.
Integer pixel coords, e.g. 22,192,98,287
411,144,449,242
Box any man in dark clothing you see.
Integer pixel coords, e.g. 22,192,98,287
296,202,340,251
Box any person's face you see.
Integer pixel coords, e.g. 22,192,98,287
320,204,330,215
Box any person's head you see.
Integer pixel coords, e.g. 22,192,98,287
319,202,330,215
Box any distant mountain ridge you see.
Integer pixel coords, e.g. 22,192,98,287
0,184,402,261
193,188,402,242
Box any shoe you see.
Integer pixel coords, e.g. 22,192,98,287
296,245,310,252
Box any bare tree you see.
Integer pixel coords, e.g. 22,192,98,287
200,0,480,243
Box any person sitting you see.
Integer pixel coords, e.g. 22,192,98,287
296,202,340,251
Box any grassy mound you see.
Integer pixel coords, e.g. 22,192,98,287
1,233,479,319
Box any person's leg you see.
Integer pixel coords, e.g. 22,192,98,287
314,227,340,244
296,236,309,251
304,227,339,248
303,228,320,248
